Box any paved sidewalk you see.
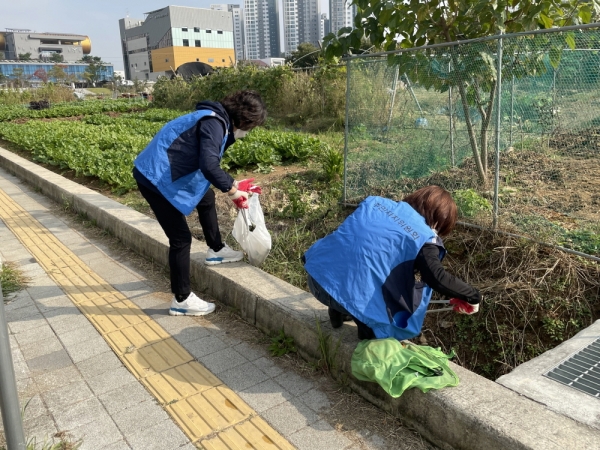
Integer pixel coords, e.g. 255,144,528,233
0,168,427,450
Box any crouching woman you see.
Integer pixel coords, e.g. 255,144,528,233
303,185,481,340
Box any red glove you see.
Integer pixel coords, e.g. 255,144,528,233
228,189,249,209
237,178,262,195
449,298,480,314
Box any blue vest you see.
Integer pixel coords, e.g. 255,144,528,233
134,109,228,215
304,196,442,340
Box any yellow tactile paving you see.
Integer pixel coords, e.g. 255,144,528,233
0,187,296,449
167,385,254,441
143,361,222,404
200,417,296,450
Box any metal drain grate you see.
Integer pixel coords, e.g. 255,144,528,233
543,337,600,399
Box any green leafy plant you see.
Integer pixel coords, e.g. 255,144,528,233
315,316,342,374
453,189,492,218
268,329,297,357
319,146,344,182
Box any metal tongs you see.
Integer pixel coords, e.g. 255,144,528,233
241,209,255,232
427,299,454,313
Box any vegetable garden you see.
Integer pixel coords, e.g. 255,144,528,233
0,82,598,381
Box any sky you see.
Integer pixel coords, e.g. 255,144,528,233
3,0,330,71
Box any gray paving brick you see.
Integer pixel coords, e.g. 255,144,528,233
220,333,243,346
21,394,47,422
34,365,83,393
299,388,332,413
87,366,136,396
58,322,101,347
22,413,57,446
42,380,94,412
54,396,109,431
27,349,73,375
239,379,292,413
252,357,284,378
111,280,151,299
113,399,169,435
288,419,353,450
76,350,122,379
273,371,314,397
154,315,211,343
217,361,270,392
98,380,153,415
263,397,320,437
4,293,34,312
197,347,248,374
64,336,111,363
98,440,131,450
69,413,123,450
14,323,56,347
128,293,166,312
184,335,229,359
48,314,92,335
8,314,47,334
233,342,269,362
17,377,38,398
20,335,63,361
126,418,189,450
6,302,38,323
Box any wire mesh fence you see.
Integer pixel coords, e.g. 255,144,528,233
343,24,600,260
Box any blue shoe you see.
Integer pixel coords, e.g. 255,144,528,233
169,292,215,316
205,244,243,265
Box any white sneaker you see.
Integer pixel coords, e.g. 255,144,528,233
169,292,215,316
205,244,243,265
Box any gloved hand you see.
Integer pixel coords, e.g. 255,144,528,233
449,298,480,314
228,189,249,209
237,178,262,195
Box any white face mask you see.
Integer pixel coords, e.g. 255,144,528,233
234,129,249,139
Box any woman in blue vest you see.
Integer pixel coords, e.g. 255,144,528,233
133,90,266,317
303,186,481,340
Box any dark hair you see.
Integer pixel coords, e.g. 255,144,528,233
403,186,458,237
220,90,267,130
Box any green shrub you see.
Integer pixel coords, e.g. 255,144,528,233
453,189,492,218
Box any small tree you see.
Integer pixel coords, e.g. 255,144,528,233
81,56,107,85
287,43,321,67
18,53,32,61
49,53,64,63
324,0,599,184
48,64,68,84
33,68,49,83
11,67,25,87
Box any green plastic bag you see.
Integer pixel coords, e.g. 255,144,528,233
351,338,459,398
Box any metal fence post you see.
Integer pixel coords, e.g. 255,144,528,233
0,279,27,450
493,33,503,229
343,58,351,204
449,61,455,167
509,74,514,147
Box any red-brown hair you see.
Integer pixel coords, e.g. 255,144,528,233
403,186,457,237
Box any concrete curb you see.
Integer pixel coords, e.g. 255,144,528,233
1,147,599,450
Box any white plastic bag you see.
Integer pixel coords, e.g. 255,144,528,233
232,194,271,266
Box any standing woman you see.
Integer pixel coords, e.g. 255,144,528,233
303,185,481,340
133,90,266,316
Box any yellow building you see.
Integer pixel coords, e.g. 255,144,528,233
118,6,235,80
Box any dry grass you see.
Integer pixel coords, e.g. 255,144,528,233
423,225,600,378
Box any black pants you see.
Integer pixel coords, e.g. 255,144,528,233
307,274,375,339
138,183,224,296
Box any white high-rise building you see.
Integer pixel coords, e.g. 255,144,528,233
319,13,330,40
211,4,245,61
329,0,356,35
298,0,320,48
244,0,280,59
282,0,299,54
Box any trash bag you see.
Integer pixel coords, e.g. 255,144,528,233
232,194,271,266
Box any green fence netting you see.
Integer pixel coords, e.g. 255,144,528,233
344,25,600,259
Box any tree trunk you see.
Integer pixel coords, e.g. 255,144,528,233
457,82,486,183
479,80,497,175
